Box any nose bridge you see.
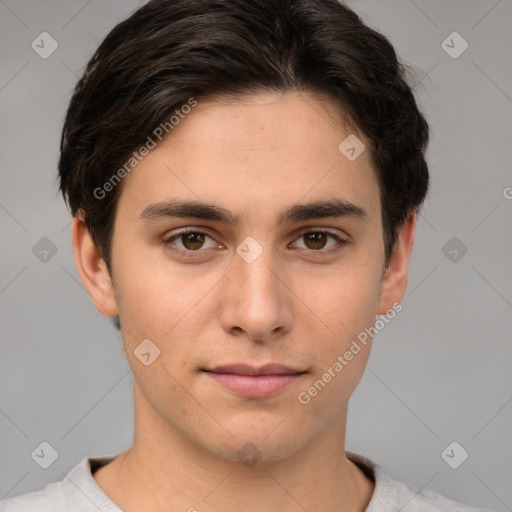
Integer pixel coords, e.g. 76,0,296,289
236,238,282,308
221,236,292,340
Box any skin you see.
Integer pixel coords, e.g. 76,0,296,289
73,90,416,512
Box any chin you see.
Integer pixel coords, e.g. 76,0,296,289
197,420,315,468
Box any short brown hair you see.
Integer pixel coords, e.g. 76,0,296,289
59,0,429,273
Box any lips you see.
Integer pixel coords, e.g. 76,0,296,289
204,363,304,376
202,363,306,398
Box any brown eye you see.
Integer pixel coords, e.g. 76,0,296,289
303,232,329,250
291,230,346,252
181,232,206,250
163,229,218,253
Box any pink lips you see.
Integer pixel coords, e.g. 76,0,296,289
203,363,305,398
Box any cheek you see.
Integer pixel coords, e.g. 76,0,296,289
112,250,220,346
296,273,379,417
306,261,382,337
300,257,382,395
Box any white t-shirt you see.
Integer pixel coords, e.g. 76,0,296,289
0,451,494,511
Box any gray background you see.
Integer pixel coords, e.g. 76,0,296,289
1,0,511,510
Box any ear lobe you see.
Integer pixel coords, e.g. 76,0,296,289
377,212,417,315
71,216,118,318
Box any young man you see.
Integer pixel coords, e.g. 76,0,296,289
0,0,494,511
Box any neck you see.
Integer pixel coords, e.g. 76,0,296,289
93,385,375,512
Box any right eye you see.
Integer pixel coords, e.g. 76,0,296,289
162,228,222,255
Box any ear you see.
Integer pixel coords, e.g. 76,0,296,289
377,212,417,315
71,215,118,318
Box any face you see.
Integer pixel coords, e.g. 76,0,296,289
75,90,414,464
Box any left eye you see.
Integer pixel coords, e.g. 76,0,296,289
162,229,346,254
290,231,345,251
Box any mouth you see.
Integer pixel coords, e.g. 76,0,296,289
202,363,307,398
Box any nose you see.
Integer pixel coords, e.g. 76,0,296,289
219,244,293,343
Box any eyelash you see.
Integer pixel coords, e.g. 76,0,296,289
161,227,348,258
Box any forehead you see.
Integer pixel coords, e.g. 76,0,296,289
116,91,381,225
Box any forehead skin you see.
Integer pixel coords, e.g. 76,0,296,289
111,91,383,266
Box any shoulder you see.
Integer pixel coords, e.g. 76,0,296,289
0,455,120,512
382,475,494,512
0,481,65,512
346,451,495,512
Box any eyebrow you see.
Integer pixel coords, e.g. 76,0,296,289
138,198,368,225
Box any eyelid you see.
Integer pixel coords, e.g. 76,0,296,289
162,226,349,255
288,227,348,252
292,225,348,240
162,227,221,249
